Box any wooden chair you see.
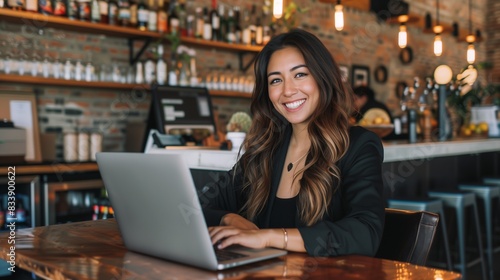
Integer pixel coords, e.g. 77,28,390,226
375,208,439,266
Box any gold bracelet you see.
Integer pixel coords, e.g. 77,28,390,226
282,228,288,250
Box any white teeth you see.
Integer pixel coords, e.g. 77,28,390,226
285,99,305,109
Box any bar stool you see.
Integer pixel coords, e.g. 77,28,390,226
458,183,500,280
428,190,488,280
387,198,453,271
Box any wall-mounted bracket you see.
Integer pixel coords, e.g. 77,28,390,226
238,51,258,73
128,37,152,66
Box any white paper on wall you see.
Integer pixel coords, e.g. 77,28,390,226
10,100,35,161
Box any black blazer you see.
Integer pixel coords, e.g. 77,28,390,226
200,125,385,257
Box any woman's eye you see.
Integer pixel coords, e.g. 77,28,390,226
295,72,307,78
269,78,281,85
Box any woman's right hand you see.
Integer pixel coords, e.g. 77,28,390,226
220,213,259,230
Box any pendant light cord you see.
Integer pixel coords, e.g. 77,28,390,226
469,0,472,34
436,0,440,25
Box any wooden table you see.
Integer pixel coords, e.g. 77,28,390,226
0,219,462,279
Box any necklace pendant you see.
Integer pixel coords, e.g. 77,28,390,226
287,163,293,172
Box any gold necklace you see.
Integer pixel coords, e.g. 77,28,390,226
286,151,308,172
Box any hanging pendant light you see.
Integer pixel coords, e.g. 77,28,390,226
334,0,344,31
433,0,443,56
398,23,407,48
466,0,475,64
273,0,283,19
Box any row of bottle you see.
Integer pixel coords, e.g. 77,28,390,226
0,0,271,46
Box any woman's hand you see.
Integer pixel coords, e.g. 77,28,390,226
209,226,270,249
220,213,259,230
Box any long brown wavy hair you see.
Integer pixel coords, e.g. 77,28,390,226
239,28,354,226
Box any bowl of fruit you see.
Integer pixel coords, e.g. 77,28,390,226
459,122,489,138
358,108,394,138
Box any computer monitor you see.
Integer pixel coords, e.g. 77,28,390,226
143,86,218,150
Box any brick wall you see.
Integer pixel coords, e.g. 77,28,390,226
0,0,495,159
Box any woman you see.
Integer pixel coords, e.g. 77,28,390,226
200,28,384,257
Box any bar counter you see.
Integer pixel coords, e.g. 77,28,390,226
0,219,461,279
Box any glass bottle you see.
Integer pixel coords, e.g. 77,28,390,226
25,0,38,12
137,0,148,31
156,0,167,33
194,7,204,39
147,0,157,32
168,1,179,35
167,54,178,86
67,0,78,19
143,49,156,84
78,0,91,21
117,0,131,27
38,0,53,15
226,7,235,43
234,6,242,44
108,0,119,25
202,6,211,40
99,0,109,23
91,0,101,23
129,0,138,28
52,0,67,16
218,3,226,42
210,0,219,41
178,2,187,36
134,60,144,84
156,44,167,85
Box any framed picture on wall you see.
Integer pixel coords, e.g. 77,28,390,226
339,65,349,83
351,65,370,88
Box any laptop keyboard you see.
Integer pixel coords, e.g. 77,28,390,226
215,249,248,261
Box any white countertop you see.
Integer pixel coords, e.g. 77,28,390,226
146,138,500,170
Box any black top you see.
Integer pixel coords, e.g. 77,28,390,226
200,125,385,257
269,196,297,228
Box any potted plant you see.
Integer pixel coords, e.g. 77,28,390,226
226,112,252,151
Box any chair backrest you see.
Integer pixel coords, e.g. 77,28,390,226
375,208,439,266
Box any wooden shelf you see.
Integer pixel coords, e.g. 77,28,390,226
0,9,262,53
0,74,251,98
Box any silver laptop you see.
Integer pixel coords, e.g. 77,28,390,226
96,152,287,271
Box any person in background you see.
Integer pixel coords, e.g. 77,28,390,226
352,85,393,124
199,28,385,257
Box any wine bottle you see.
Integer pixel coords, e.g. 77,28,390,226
168,1,179,35
38,0,53,15
117,0,131,27
218,4,226,42
178,2,187,36
156,44,167,85
147,0,157,32
67,0,78,19
25,0,38,12
249,4,257,45
210,0,219,41
157,0,167,33
129,0,138,27
99,0,109,23
194,7,204,38
144,49,156,84
53,0,67,16
137,0,148,31
233,6,241,44
108,0,119,25
91,0,101,23
202,6,211,40
226,7,235,43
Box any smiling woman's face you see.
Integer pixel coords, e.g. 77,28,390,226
267,47,320,126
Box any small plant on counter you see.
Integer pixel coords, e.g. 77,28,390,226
226,112,252,133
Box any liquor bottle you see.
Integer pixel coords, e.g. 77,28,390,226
78,0,91,22
136,0,148,31
241,8,250,45
147,0,157,32
157,0,167,33
218,4,226,42
178,2,187,36
255,15,263,45
67,0,78,19
38,0,53,15
0,0,4,8
210,0,219,41
129,0,137,27
194,7,203,38
233,6,242,44
156,44,167,85
202,6,211,40
99,0,109,23
91,0,101,23
108,0,118,25
117,0,131,27
168,1,179,35
25,0,38,12
226,7,235,43
167,54,178,86
7,0,24,10
143,49,156,84
53,0,67,16
249,4,257,45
